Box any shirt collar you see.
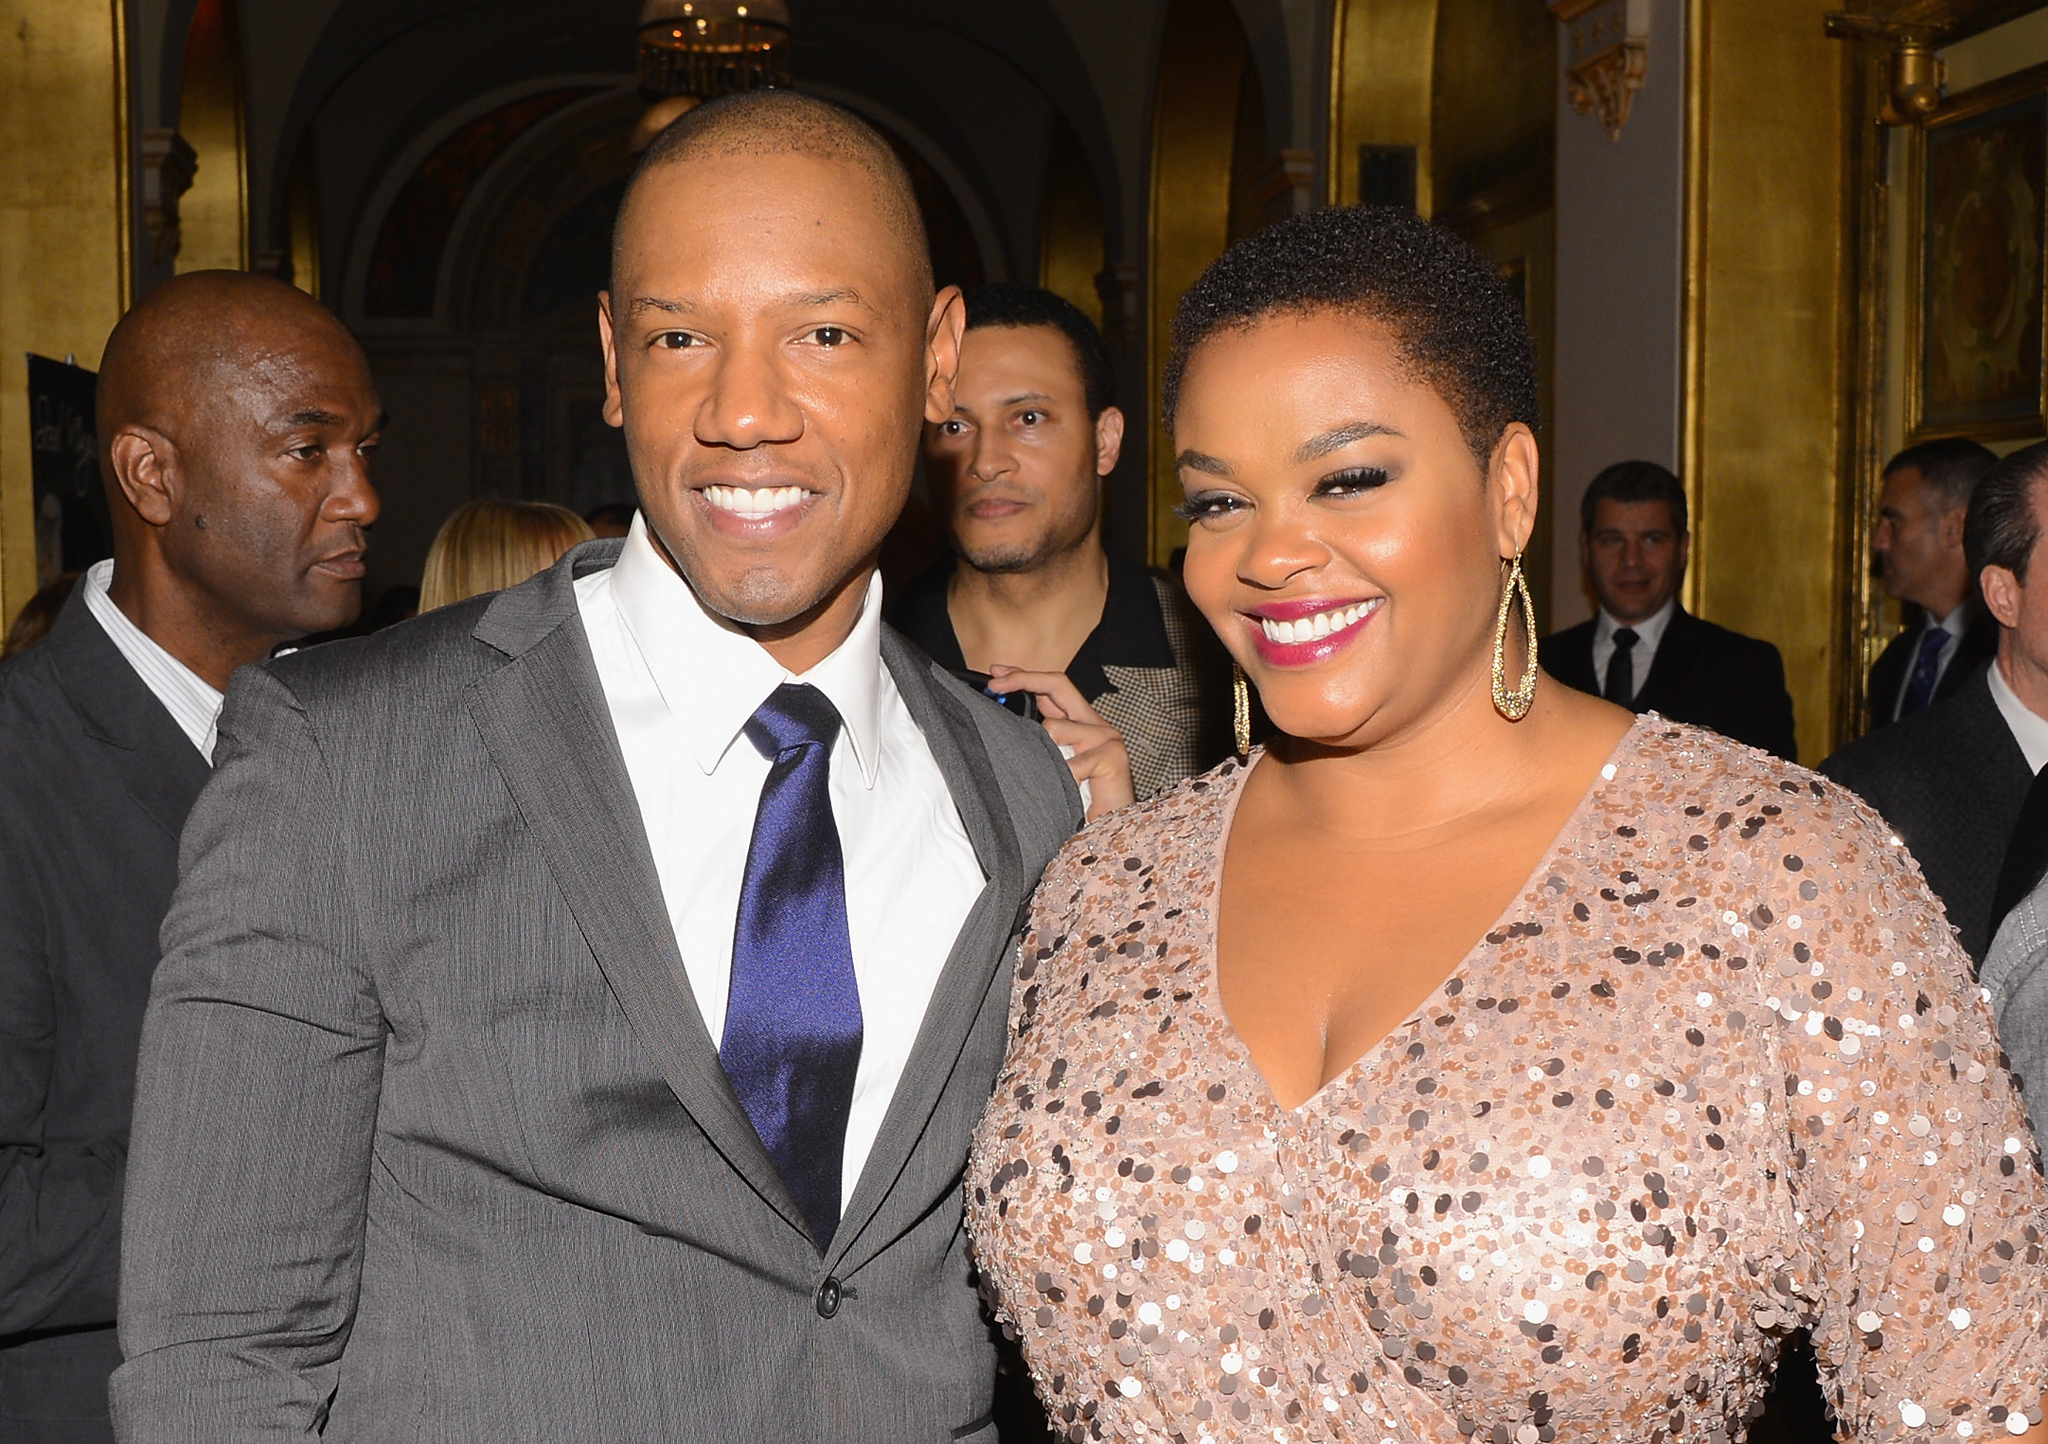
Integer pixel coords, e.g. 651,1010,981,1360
1934,603,1970,639
1989,654,2048,774
885,545,1175,702
1596,596,1678,649
608,514,886,785
79,558,224,760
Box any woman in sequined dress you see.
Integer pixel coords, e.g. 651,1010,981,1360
965,205,2048,1444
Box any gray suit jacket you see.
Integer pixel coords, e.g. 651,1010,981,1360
111,542,1081,1443
1986,873,2048,1136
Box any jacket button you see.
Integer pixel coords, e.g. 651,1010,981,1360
815,1276,842,1319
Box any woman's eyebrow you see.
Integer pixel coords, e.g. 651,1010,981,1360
1295,420,1400,463
1175,449,1233,477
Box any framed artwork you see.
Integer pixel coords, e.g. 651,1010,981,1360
1910,66,2048,441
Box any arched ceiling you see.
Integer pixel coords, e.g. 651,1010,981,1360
138,0,1314,311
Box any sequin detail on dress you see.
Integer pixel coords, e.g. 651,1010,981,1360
967,718,2048,1442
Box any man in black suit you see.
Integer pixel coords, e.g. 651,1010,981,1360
1540,460,1796,758
1821,440,2048,966
0,271,382,1441
1864,437,1999,731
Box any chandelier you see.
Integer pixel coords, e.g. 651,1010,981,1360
636,0,793,100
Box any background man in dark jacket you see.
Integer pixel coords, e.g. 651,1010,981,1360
1540,459,1796,759
1824,440,2048,967
1865,438,1999,732
0,271,382,1441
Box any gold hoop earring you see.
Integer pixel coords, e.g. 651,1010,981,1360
1233,663,1252,759
1491,551,1538,721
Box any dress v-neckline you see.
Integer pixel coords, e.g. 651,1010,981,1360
1199,719,1643,1117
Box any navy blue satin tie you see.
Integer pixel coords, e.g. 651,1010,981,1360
721,683,862,1251
1899,625,1953,718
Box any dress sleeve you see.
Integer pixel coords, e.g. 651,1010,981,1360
1781,780,2048,1438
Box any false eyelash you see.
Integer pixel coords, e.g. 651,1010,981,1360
1172,494,1238,522
1318,466,1392,493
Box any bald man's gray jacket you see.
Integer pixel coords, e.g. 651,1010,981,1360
110,542,1083,1444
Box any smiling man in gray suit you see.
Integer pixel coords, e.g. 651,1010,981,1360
111,93,1080,1444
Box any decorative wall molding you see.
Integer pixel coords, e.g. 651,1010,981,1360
139,128,197,267
1551,0,1651,141
1248,149,1316,228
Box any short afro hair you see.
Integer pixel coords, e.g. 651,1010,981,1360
1163,205,1537,463
962,283,1118,418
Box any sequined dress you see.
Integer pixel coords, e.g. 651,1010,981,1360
966,719,2048,1443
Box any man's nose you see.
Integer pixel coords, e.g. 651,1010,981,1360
329,448,380,529
968,430,1014,483
693,344,805,449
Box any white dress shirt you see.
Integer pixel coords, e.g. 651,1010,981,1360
1890,604,1971,722
80,558,223,763
1590,597,1677,705
576,517,986,1209
1989,656,2048,775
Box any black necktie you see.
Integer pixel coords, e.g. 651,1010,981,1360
1991,765,2048,953
1604,627,1639,706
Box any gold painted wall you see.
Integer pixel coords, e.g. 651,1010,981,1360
1682,0,1852,762
175,0,246,275
286,135,321,301
1147,0,1250,565
1327,0,1438,210
0,0,130,625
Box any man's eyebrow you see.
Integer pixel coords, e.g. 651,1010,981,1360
1002,391,1056,407
791,288,871,309
1176,449,1233,478
1295,421,1400,464
281,408,346,428
628,296,692,317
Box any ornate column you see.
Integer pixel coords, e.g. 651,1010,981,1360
138,127,196,291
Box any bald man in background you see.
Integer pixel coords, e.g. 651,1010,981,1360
113,92,1078,1443
0,272,381,1442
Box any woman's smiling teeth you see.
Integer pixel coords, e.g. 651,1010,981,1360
703,485,808,516
1258,599,1380,645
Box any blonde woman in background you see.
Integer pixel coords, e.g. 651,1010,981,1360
419,499,594,611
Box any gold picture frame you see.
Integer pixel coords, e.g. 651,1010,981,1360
1908,62,2048,442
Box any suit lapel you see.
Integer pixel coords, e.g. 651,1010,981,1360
465,559,809,1240
1633,607,1697,715
828,632,1024,1272
47,589,211,841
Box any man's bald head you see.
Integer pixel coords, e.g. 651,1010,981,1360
612,90,933,303
97,270,362,459
94,269,384,673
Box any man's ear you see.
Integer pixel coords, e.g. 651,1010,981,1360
1094,406,1125,477
598,292,624,428
107,425,178,528
1984,563,2024,629
924,286,965,425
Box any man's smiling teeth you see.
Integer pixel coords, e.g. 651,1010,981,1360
1259,599,1380,645
703,485,807,516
